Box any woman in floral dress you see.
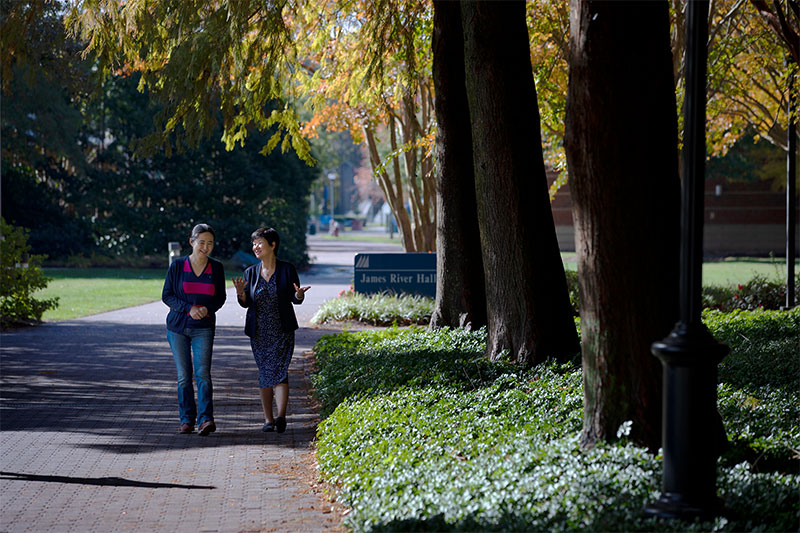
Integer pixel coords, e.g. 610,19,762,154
232,228,310,433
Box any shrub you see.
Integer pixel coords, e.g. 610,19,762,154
564,268,580,315
313,313,799,532
310,291,433,326
0,219,59,327
703,273,799,311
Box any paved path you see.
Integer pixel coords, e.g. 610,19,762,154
0,234,402,532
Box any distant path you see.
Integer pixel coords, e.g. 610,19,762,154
0,234,401,532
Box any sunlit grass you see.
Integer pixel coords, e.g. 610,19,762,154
702,256,788,286
562,253,789,287
315,232,403,245
37,268,166,321
34,256,794,322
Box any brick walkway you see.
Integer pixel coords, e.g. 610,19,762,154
0,235,403,532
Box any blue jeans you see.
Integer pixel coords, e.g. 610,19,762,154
166,327,214,425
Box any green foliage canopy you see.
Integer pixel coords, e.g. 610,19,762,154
2,2,316,267
66,0,313,162
77,73,316,265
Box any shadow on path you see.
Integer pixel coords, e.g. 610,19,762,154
1,321,342,453
1,471,215,489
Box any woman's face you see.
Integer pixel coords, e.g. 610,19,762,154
252,237,275,260
190,232,215,258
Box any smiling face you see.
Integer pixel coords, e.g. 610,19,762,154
190,232,215,258
252,236,276,260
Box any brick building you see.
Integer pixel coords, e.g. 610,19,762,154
548,174,799,257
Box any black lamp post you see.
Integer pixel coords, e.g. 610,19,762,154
786,60,797,311
644,0,729,520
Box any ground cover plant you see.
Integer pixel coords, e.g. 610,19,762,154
312,310,799,532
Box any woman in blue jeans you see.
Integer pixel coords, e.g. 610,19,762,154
162,223,226,435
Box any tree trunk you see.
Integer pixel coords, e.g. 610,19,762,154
365,126,416,251
461,0,579,364
388,114,417,249
400,97,427,252
430,0,487,330
421,83,438,252
564,0,680,450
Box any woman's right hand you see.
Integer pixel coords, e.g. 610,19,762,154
232,276,247,297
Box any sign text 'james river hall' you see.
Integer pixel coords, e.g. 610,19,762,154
353,253,436,297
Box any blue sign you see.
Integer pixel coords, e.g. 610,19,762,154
354,253,436,297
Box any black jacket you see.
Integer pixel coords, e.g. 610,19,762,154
162,256,227,333
237,260,303,337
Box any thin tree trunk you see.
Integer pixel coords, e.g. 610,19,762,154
400,93,436,252
400,104,425,251
422,156,436,251
461,0,579,363
565,0,680,450
430,0,487,329
388,114,416,250
420,81,438,252
365,126,415,251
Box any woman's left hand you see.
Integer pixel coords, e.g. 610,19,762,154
189,305,208,320
294,283,311,300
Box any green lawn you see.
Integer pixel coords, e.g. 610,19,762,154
315,232,402,244
562,253,789,286
36,257,794,321
38,268,167,321
702,256,788,285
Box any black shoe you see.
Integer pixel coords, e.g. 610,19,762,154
261,421,275,432
198,420,216,436
275,416,286,433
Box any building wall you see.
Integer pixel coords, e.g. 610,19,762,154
547,174,799,257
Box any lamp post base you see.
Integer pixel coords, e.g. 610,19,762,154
647,322,729,522
644,492,724,521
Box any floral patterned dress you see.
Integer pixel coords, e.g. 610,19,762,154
250,274,294,387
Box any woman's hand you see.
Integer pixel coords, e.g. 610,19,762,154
232,276,247,298
294,283,311,300
189,305,208,320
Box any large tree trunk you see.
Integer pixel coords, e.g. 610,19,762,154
565,0,680,450
461,0,579,364
430,0,487,330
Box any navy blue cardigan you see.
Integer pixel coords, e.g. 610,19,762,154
162,256,227,333
237,260,303,337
